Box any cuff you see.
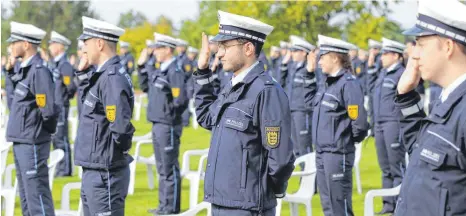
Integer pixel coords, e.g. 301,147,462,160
193,68,216,85
395,90,422,117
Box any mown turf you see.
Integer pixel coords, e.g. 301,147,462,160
4,98,385,215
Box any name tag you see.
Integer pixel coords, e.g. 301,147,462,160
331,173,344,181
225,118,247,131
383,82,395,88
84,99,94,108
420,148,445,167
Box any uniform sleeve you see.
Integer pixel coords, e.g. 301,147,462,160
33,67,57,133
394,90,426,154
343,80,369,142
62,62,77,99
255,86,295,195
193,68,218,130
302,72,318,109
101,74,136,150
127,55,135,75
137,63,149,93
280,63,289,88
169,66,188,113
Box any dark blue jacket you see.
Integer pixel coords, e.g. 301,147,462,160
394,81,466,216
428,82,442,112
147,58,188,125
312,69,368,154
119,52,135,75
74,56,135,170
353,58,367,94
282,61,317,112
51,54,76,107
193,62,295,211
258,51,270,74
137,54,156,93
2,62,20,110
269,56,282,85
75,66,93,116
208,53,222,95
373,63,405,123
6,54,58,144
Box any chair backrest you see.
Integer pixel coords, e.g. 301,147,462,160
1,142,13,178
354,143,362,166
48,149,65,189
295,152,317,196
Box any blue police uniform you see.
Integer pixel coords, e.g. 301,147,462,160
119,52,135,75
366,53,382,136
193,10,295,216
269,55,282,84
178,51,195,126
208,53,223,95
258,50,270,75
137,54,156,93
51,53,77,176
74,66,93,117
2,61,21,110
428,82,442,113
392,1,466,215
373,60,406,211
76,16,135,216
352,57,367,94
313,35,369,216
146,33,188,213
6,53,58,216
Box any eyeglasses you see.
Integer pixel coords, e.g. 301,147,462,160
216,42,246,54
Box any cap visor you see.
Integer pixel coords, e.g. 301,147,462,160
403,26,436,37
78,34,92,41
6,37,19,43
319,50,331,56
211,34,239,43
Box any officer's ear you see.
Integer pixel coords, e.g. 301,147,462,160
96,38,106,51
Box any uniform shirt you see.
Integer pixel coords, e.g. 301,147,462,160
231,61,258,87
440,73,466,102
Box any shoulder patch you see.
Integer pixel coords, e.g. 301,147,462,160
265,127,280,148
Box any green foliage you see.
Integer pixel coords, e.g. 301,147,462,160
117,9,147,29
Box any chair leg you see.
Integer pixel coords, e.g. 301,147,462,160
305,201,312,216
290,202,299,216
147,164,155,190
275,199,283,216
128,160,136,195
355,165,362,194
188,177,200,209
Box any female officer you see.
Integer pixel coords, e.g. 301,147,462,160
281,35,317,157
372,38,407,215
312,35,368,216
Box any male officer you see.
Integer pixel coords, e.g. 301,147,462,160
74,41,93,117
373,38,407,215
366,39,382,136
146,33,188,215
207,36,223,94
48,31,76,177
3,45,21,110
182,46,199,126
137,40,157,93
281,35,317,156
351,47,366,94
119,41,135,75
75,16,135,216
269,46,282,83
5,21,57,216
176,38,194,127
394,0,466,215
358,49,369,95
193,11,295,215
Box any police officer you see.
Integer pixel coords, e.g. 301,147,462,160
181,46,199,126
75,16,135,216
366,39,383,136
137,40,157,93
207,36,224,94
350,47,366,94
372,38,407,215
119,41,135,75
3,45,21,110
394,1,466,215
357,49,369,96
48,31,77,177
269,46,282,83
282,35,317,156
5,21,57,216
74,41,93,117
193,11,295,215
259,50,270,73
146,33,188,215
176,39,194,127
313,35,368,216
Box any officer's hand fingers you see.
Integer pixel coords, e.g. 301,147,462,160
201,32,209,53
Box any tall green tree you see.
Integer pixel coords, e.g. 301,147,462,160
117,9,147,29
1,1,99,55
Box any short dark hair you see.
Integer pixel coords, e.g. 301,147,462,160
105,40,117,52
237,38,261,58
332,52,354,75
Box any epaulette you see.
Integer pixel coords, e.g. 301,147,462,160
258,73,274,85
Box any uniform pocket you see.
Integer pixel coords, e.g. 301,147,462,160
240,149,248,189
91,121,99,153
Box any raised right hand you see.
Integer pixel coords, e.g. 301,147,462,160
78,54,90,71
397,57,421,94
137,48,148,66
197,32,210,70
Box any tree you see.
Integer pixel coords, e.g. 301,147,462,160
1,1,99,55
117,9,147,29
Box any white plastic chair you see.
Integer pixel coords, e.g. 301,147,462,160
188,99,199,129
55,182,83,216
180,149,209,208
278,152,317,216
354,142,363,194
68,106,79,142
0,178,18,216
166,201,211,216
48,149,65,190
364,184,401,216
133,93,147,121
128,139,156,195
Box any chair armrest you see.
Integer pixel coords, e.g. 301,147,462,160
134,139,153,160
181,149,209,174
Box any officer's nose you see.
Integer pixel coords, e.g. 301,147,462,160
411,44,421,60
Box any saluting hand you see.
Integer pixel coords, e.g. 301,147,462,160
198,32,210,70
282,49,292,64
137,48,149,66
306,51,316,73
78,53,90,71
5,55,16,71
211,55,220,72
397,57,421,94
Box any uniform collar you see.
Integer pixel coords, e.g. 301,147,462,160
329,68,344,77
161,57,176,72
20,53,38,68
96,55,120,73
232,61,259,87
430,75,466,120
54,52,66,62
440,73,466,103
386,61,401,73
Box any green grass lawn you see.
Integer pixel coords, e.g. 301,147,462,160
3,98,385,215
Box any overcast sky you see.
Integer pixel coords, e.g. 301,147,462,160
2,0,419,29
